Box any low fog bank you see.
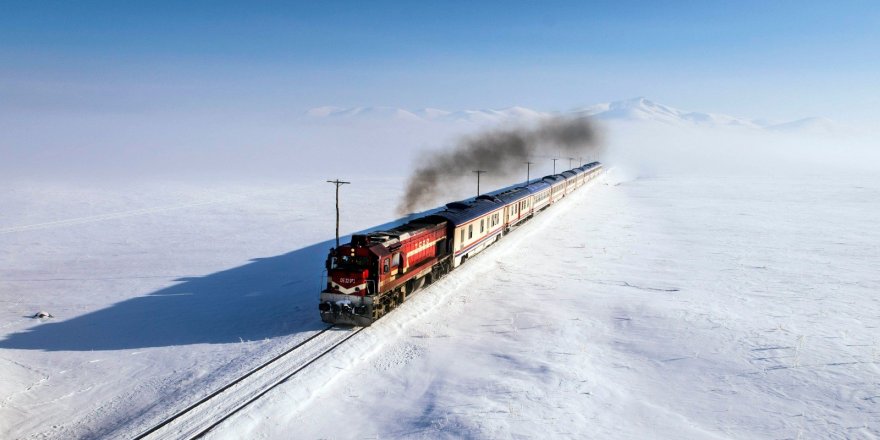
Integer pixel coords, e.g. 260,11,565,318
3,110,876,188
0,116,471,184
602,121,880,179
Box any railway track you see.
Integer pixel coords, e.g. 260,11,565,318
134,325,365,440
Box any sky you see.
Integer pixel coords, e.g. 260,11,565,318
1,1,878,178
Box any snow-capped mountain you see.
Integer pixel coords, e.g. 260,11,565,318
305,106,424,122
573,97,763,129
305,98,833,132
307,105,550,124
763,116,838,132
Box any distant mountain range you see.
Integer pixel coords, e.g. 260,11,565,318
306,97,836,132
305,105,545,124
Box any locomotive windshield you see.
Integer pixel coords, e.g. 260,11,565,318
331,254,371,269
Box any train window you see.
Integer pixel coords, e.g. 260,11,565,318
392,253,400,267
383,258,390,273
480,219,484,233
460,229,465,245
468,224,473,239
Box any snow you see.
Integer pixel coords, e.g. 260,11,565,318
305,98,831,132
209,170,880,439
307,105,552,125
2,104,878,439
0,179,401,438
765,117,840,133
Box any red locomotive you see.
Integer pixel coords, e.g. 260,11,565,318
318,217,452,326
319,162,603,326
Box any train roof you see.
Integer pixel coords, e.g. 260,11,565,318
494,186,532,204
358,216,447,246
561,170,577,179
542,175,565,185
524,180,551,192
432,197,504,226
574,164,596,173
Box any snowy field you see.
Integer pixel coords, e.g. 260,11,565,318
3,165,879,439
0,178,406,439
213,170,880,439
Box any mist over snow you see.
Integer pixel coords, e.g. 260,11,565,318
303,97,878,195
2,96,871,185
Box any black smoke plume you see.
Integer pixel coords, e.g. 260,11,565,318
397,116,601,214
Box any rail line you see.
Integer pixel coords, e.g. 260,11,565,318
133,325,365,440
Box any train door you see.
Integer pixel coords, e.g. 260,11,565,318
435,238,446,257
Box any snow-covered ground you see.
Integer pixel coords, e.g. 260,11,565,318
0,178,406,439
207,169,880,439
2,103,879,439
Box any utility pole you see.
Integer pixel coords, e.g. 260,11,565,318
568,157,574,169
552,158,558,174
326,179,350,249
473,170,486,197
525,161,534,184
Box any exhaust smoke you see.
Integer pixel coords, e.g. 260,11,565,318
397,116,602,214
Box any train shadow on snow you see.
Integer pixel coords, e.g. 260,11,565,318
0,214,432,352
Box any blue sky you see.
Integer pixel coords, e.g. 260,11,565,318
2,1,879,128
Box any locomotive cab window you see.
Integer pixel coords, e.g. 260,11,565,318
383,258,390,273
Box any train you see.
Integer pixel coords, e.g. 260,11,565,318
318,161,604,326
